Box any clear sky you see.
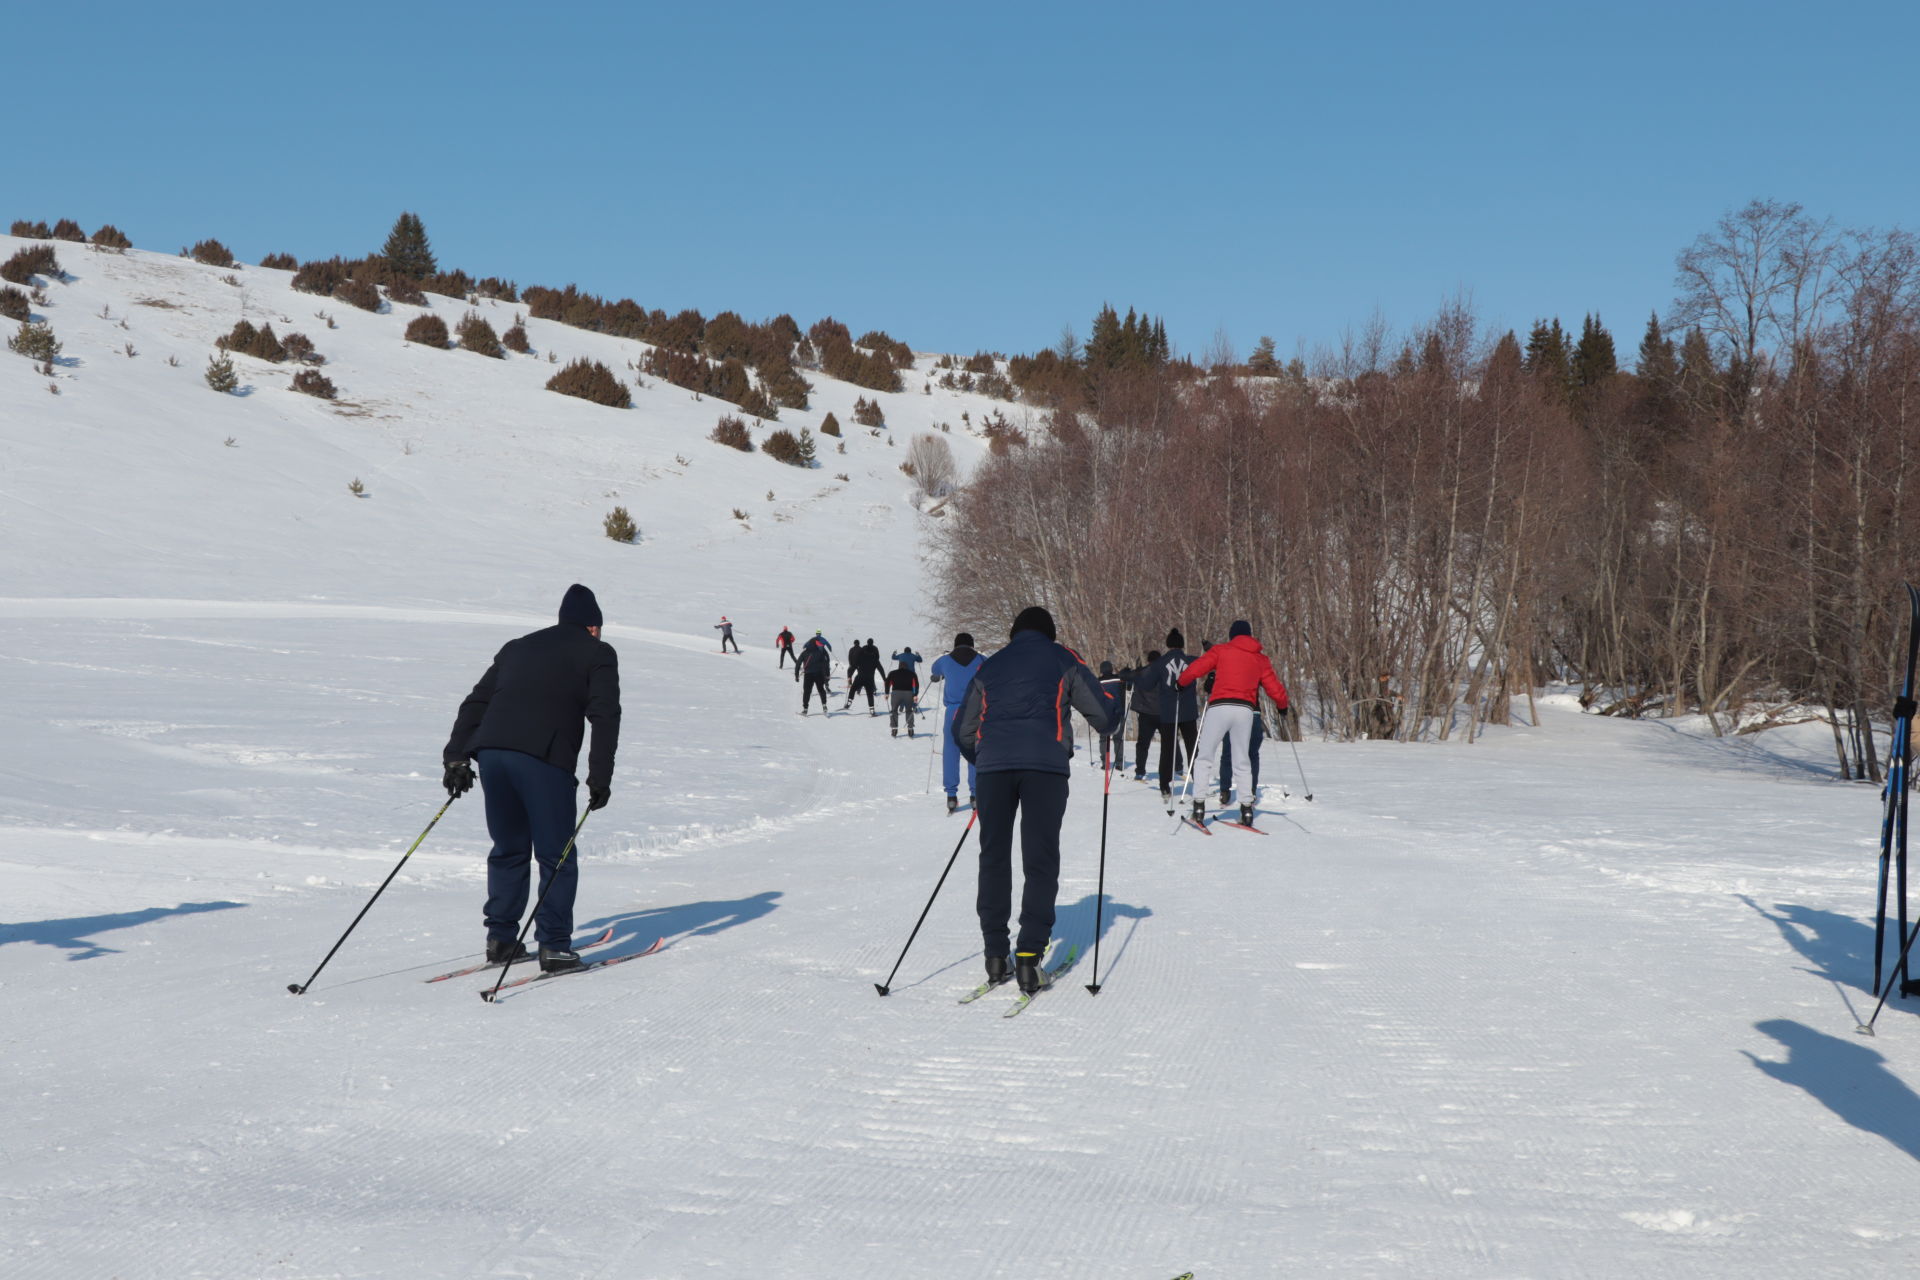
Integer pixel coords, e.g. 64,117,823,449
19,0,1919,363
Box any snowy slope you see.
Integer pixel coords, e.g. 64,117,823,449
3,240,1918,1280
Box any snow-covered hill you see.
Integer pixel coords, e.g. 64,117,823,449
2,237,1916,1279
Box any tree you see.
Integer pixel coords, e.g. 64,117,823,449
1247,336,1280,375
1571,313,1617,398
1522,318,1572,404
381,212,437,280
204,351,238,392
906,433,956,497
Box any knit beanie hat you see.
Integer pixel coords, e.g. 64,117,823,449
954,632,974,648
559,584,602,629
1011,606,1057,641
1165,628,1185,650
1229,619,1252,639
1100,660,1115,676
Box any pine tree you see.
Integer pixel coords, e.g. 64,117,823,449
1247,335,1280,375
1522,318,1572,404
381,212,436,280
1571,313,1617,394
205,351,238,393
1085,304,1122,371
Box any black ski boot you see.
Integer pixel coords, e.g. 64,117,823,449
1191,797,1206,824
1219,790,1230,807
1239,802,1255,826
1014,950,1046,995
984,954,1012,987
486,937,529,965
1160,786,1173,807
538,945,585,974
946,795,958,815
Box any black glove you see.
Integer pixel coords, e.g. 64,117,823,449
588,783,611,811
444,759,474,798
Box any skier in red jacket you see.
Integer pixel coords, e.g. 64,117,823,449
1175,619,1288,826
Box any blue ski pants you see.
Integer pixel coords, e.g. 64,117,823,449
476,748,580,947
942,703,978,798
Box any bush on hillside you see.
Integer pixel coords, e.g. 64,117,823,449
189,239,235,267
404,313,450,348
335,276,382,312
50,218,86,242
291,256,352,296
215,320,286,362
258,251,298,270
475,276,519,302
91,224,133,250
857,329,915,369
604,506,639,543
251,322,286,363
709,414,753,452
205,351,239,392
759,357,812,410
818,411,841,437
215,319,258,354
763,427,816,468
423,269,473,300
0,286,28,322
386,277,427,306
7,319,60,362
501,320,531,354
456,311,503,358
1,245,61,284
281,331,323,364
852,395,885,428
739,384,780,421
546,358,629,408
292,368,337,399
9,220,50,238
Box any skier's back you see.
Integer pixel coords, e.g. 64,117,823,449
928,632,985,813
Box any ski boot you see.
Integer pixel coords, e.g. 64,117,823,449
1239,802,1255,826
1191,797,1206,824
891,726,898,738
486,937,529,965
1219,790,1230,808
538,945,585,974
946,795,958,815
984,954,1012,987
1014,950,1046,995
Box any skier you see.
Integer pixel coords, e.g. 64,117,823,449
442,583,620,974
1129,648,1163,781
799,636,834,715
891,644,923,675
714,616,740,654
1151,629,1200,803
928,632,984,813
885,662,920,737
796,630,830,683
1096,661,1128,770
776,626,796,670
845,638,883,712
954,606,1114,996
1176,619,1289,826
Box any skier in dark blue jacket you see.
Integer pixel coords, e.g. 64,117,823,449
443,584,620,974
953,606,1115,995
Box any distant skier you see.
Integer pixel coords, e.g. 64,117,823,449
1129,648,1163,781
442,583,620,974
1096,661,1127,770
796,630,831,683
954,606,1114,995
714,616,740,654
891,645,923,675
776,626,796,670
845,638,883,712
885,662,920,737
928,632,984,813
799,636,834,715
1176,619,1288,826
1150,629,1200,803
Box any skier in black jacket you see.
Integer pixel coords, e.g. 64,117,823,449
1150,629,1200,802
443,584,620,974
885,663,920,736
1130,649,1163,780
845,638,883,712
800,637,834,714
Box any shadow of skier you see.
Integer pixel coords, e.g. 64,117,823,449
581,890,782,949
1745,1018,1920,1163
0,901,246,960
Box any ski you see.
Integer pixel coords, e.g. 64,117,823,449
480,936,664,999
424,927,614,983
1214,821,1267,835
958,977,1011,1004
1178,816,1214,835
1005,945,1080,1017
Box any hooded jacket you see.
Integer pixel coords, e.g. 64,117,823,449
953,630,1115,775
927,644,983,707
1175,633,1288,710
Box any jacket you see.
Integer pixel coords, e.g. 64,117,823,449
885,667,920,695
927,645,983,707
1149,649,1200,723
1176,634,1288,710
953,631,1115,775
800,643,833,678
444,623,621,789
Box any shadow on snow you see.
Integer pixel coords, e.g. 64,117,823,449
0,901,246,960
1746,1018,1920,1163
581,890,782,952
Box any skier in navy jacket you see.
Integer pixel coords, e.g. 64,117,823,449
443,583,620,973
953,606,1115,995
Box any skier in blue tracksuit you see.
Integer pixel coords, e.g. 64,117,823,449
891,646,923,675
927,632,984,813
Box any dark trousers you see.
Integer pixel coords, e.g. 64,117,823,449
779,643,796,670
889,690,917,732
975,769,1069,957
846,670,877,708
1158,719,1198,791
720,633,740,653
1133,711,1161,776
476,748,579,947
1220,715,1264,794
802,673,830,710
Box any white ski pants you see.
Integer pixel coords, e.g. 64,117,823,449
1192,703,1255,801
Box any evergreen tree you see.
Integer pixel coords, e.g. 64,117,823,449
381,212,436,280
1247,335,1280,374
1571,313,1617,393
1523,318,1572,403
1085,304,1122,371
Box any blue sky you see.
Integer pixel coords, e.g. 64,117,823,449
21,0,1918,363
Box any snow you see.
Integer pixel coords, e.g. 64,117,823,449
3,240,1917,1278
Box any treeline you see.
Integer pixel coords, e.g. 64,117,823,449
934,201,1920,778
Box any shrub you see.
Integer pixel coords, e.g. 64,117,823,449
0,286,28,321
7,319,59,362
763,427,816,468
251,323,286,363
964,351,997,374
190,239,235,267
709,414,753,451
907,433,957,497
349,477,366,496
215,319,286,361
852,395,885,427
386,277,427,306
760,357,812,410
423,269,473,299
546,358,630,407
50,218,86,242
215,319,258,354
502,321,531,353
281,331,322,364
293,368,337,399
91,224,132,250
819,412,841,437
291,256,352,295
258,251,297,269
858,329,916,368
404,314,450,348
739,384,780,421
205,351,238,392
604,506,639,542
1,244,60,284
476,276,519,302
335,277,381,312
9,220,49,238
456,311,503,357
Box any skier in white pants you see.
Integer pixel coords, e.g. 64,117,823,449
1175,619,1289,826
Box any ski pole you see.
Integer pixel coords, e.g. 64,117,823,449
288,796,457,994
481,809,592,1003
1086,753,1113,995
875,810,977,996
1286,712,1314,801
924,709,940,792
